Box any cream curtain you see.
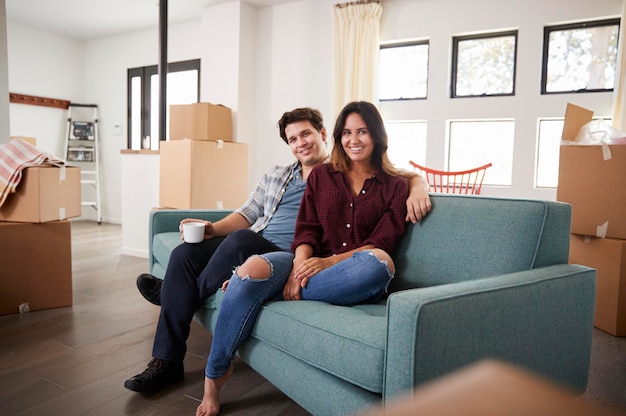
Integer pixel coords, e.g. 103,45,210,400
612,0,626,130
332,1,382,115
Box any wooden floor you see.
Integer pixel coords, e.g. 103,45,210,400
0,220,624,415
0,221,309,416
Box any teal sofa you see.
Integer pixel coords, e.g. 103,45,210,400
149,194,596,416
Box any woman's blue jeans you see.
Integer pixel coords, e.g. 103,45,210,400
205,250,393,378
153,229,281,363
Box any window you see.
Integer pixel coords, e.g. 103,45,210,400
536,117,612,188
127,59,200,150
379,41,429,100
451,30,518,98
384,121,428,170
542,18,620,94
535,119,564,188
448,120,514,186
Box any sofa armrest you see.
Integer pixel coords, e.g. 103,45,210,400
149,209,233,235
148,208,233,273
383,264,596,402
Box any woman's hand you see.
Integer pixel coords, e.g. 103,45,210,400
406,192,431,223
293,257,336,287
283,273,302,301
405,174,432,223
221,279,230,292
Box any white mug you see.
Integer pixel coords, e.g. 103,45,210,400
182,222,205,243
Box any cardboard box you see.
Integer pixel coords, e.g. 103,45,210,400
159,139,248,209
0,166,82,223
557,144,626,239
357,360,620,416
561,103,593,142
569,234,626,336
10,136,37,146
0,220,73,315
169,102,233,142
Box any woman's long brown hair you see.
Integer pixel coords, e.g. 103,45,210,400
330,101,402,176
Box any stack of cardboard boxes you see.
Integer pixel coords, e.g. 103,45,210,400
557,104,626,336
160,102,248,209
0,138,82,315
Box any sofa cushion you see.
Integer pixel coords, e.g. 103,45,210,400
202,291,388,394
152,232,183,277
252,301,388,393
391,195,570,291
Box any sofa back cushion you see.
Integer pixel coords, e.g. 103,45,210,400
390,194,572,292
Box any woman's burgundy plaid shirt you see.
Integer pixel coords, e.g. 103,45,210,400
291,163,408,257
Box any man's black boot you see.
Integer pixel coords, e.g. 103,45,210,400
124,358,184,393
136,273,163,306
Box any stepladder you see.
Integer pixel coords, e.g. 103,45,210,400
64,103,102,224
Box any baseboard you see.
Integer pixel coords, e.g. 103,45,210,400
121,247,149,258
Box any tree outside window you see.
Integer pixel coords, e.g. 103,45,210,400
451,30,518,98
542,18,620,94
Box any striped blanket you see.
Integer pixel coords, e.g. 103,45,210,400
0,139,65,208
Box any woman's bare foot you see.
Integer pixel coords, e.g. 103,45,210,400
195,364,234,416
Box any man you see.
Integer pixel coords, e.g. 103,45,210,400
124,107,431,394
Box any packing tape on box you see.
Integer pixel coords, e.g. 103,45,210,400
217,140,224,149
59,165,67,182
216,201,224,209
583,236,593,243
602,143,612,161
596,221,608,238
59,207,66,220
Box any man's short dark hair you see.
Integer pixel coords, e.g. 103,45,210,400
277,108,324,144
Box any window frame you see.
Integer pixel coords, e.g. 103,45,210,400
379,39,430,101
127,59,201,149
446,118,515,187
540,18,620,95
535,116,613,189
450,29,519,98
383,119,429,169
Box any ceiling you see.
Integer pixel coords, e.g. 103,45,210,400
5,0,294,41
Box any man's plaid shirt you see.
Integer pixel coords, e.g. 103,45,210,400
236,161,299,233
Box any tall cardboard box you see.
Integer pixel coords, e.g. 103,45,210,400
169,102,233,142
569,235,626,336
557,144,626,239
0,165,82,223
0,220,73,315
159,139,248,209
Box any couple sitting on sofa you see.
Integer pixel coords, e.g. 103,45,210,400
124,102,432,416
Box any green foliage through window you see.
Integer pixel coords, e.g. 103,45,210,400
542,18,620,94
451,30,518,98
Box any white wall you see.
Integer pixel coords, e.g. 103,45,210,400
6,20,201,223
377,0,622,199
250,0,622,201
83,20,203,223
252,0,335,183
0,0,9,141
6,22,84,157
5,0,623,227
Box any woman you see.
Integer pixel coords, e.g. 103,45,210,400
196,101,409,416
